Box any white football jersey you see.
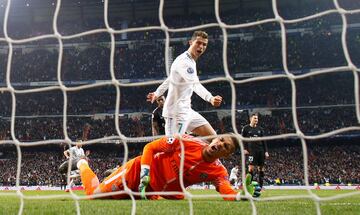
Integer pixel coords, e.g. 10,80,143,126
155,51,213,119
229,167,239,179
68,146,85,160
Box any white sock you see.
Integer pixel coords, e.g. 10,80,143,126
76,159,88,169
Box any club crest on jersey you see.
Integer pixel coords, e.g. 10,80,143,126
187,67,194,74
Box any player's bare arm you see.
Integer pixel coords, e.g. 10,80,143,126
148,78,169,103
64,150,70,159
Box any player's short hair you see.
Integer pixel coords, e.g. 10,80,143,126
250,113,259,118
191,31,208,40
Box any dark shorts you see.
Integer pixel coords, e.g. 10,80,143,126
248,150,265,166
58,158,81,174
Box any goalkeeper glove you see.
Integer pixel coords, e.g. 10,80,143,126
239,173,259,199
138,166,150,199
251,181,262,198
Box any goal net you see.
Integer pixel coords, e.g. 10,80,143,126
0,0,359,214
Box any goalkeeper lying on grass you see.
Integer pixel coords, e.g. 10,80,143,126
76,134,260,200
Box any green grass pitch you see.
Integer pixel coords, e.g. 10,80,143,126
0,189,359,215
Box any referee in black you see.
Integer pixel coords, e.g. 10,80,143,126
242,113,269,188
151,95,166,136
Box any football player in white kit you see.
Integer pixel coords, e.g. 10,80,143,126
147,31,222,138
229,165,240,187
59,140,89,191
59,140,88,175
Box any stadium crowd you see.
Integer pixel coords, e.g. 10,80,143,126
0,149,138,187
0,141,359,187
1,6,360,83
1,30,359,83
0,72,355,114
223,142,360,186
0,105,357,142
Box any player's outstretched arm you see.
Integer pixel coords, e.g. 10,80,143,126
213,177,254,201
138,167,150,199
139,137,177,198
141,137,175,166
147,78,169,103
214,173,260,201
213,177,238,201
193,82,213,103
239,174,262,199
193,81,223,107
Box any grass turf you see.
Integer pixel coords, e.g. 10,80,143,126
0,189,359,215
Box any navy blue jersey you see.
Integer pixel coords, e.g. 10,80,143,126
152,107,165,135
241,125,268,153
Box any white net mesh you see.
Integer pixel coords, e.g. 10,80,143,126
0,0,360,214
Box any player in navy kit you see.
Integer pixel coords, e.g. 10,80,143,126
152,95,166,136
242,113,269,188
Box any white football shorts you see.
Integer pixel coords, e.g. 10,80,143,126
164,110,209,137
